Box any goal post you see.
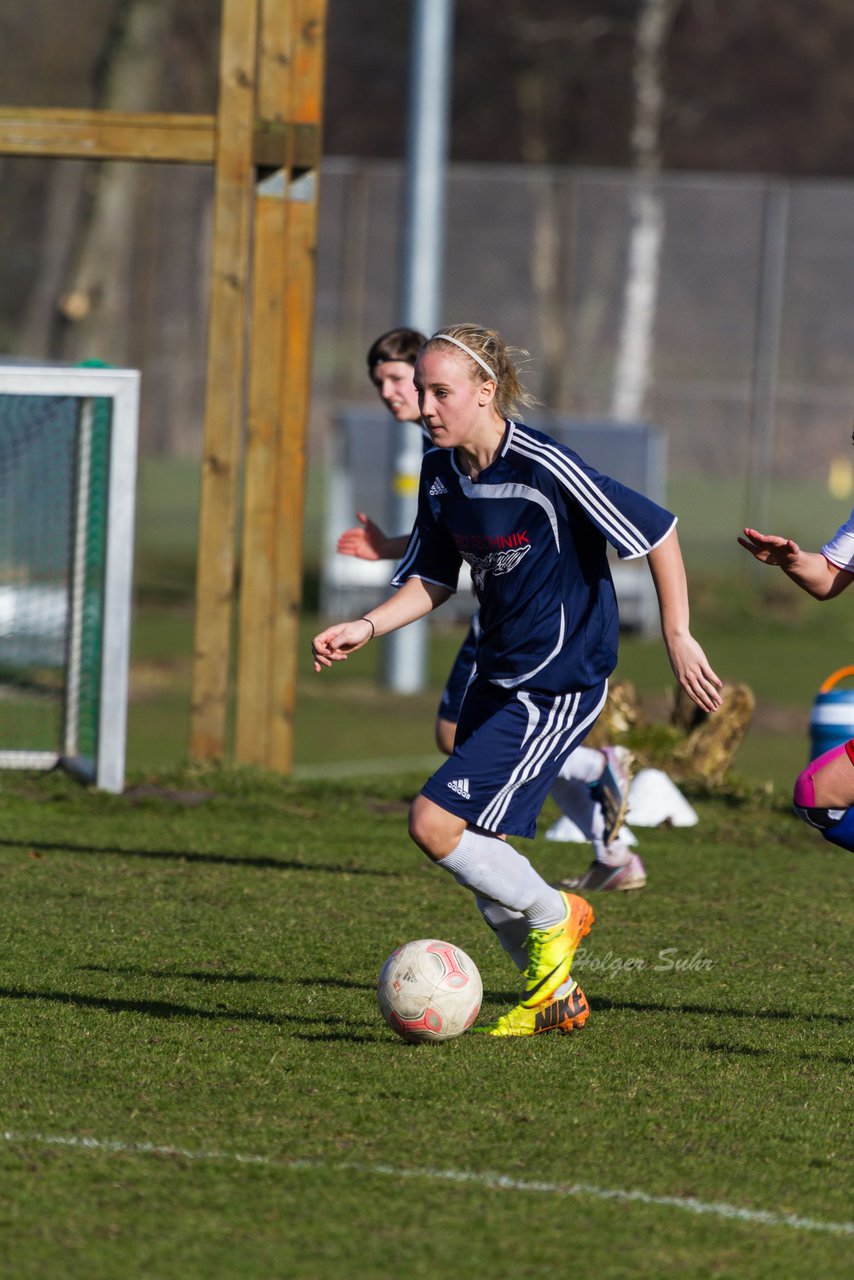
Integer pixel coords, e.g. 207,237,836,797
0,364,139,792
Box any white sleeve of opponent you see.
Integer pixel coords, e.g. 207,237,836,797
821,509,854,570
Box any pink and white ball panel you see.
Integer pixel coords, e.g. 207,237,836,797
377,939,483,1044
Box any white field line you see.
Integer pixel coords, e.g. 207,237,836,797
2,1129,852,1238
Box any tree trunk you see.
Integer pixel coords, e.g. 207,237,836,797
516,67,571,414
54,0,179,366
610,0,679,422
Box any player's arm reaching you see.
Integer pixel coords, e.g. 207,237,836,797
737,527,854,600
336,512,410,562
647,527,723,714
555,451,722,715
312,577,451,672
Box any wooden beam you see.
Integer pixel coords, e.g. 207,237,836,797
234,178,288,765
234,0,326,773
234,0,295,766
0,107,319,169
270,178,318,774
189,0,260,762
0,108,215,163
269,0,326,774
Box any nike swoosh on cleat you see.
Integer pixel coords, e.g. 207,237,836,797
522,962,566,1005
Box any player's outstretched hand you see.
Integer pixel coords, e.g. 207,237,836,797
311,618,374,672
665,634,724,715
336,512,388,561
737,527,801,568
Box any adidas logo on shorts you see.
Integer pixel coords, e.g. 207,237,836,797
429,477,448,496
447,778,471,799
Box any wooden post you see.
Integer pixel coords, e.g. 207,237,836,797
234,186,287,766
269,0,326,774
235,0,326,771
0,0,327,774
234,0,292,766
189,0,260,761
270,167,317,772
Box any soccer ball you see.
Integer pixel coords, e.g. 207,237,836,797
377,939,483,1043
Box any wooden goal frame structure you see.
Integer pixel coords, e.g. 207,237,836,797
0,0,327,774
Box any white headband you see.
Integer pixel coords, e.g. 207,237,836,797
434,333,498,382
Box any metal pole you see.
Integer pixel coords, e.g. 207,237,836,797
745,182,789,540
382,0,454,693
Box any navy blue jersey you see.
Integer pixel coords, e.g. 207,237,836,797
438,613,480,723
391,421,675,693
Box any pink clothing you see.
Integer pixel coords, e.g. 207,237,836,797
794,740,853,805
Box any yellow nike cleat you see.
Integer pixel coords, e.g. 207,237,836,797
520,891,595,1009
474,984,590,1037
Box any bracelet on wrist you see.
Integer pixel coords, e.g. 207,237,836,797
361,616,376,639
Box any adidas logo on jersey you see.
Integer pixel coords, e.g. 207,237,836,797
429,477,448,497
447,778,471,799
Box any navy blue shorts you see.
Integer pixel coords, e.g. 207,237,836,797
437,615,480,725
820,806,854,852
422,674,608,839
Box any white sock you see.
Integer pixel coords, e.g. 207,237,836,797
597,837,634,868
475,897,580,996
439,828,565,929
550,776,597,838
553,975,578,998
557,746,604,785
549,776,609,862
475,896,528,971
551,766,634,868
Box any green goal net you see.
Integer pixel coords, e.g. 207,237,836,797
0,365,139,792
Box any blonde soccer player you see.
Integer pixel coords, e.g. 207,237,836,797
316,325,721,1036
339,329,643,886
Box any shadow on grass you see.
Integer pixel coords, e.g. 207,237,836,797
10,980,847,1052
590,993,852,1024
80,964,289,985
0,983,375,1029
89,970,388,993
299,977,384,993
296,1030,390,1043
133,972,850,1024
0,835,403,878
702,1039,854,1066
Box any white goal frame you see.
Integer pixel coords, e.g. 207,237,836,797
0,364,140,792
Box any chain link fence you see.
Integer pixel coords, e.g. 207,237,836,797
311,159,854,572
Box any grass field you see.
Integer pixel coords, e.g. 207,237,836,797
126,588,854,797
126,455,854,796
0,766,850,1279
0,458,851,1275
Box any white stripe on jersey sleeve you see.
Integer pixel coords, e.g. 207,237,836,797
390,527,459,592
508,427,653,557
390,527,422,587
